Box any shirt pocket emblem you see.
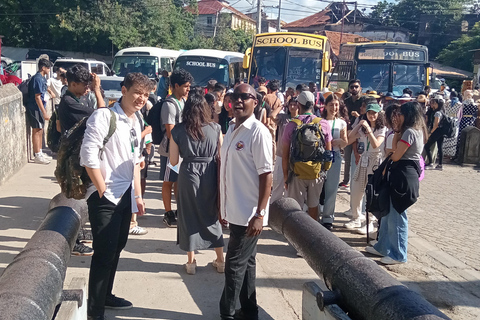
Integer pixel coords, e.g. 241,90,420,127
236,141,245,151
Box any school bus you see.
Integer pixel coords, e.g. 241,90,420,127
329,42,430,96
243,32,332,92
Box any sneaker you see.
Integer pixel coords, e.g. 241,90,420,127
72,243,93,256
78,228,93,243
212,259,225,273
338,182,350,191
380,256,405,265
424,164,434,170
104,294,133,310
185,260,196,275
435,164,443,171
42,153,53,160
163,210,177,228
34,154,51,164
356,223,375,235
344,218,364,229
129,225,148,235
321,222,333,231
365,246,384,257
234,309,259,320
368,239,378,246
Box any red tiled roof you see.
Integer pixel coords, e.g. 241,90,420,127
191,0,255,23
319,30,370,55
283,9,331,28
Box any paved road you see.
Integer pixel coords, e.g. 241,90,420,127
0,157,479,319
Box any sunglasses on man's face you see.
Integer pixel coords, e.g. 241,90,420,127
232,92,256,101
350,85,360,89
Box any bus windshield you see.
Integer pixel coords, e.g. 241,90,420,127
356,62,390,93
175,57,229,87
250,47,286,86
112,56,158,78
286,49,323,89
393,63,425,96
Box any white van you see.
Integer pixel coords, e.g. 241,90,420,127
111,47,180,79
174,49,246,88
53,58,111,76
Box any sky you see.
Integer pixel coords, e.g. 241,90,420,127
230,0,385,23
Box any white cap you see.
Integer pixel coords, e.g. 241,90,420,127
297,91,315,106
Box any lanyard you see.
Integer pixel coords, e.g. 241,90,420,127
331,118,336,137
172,97,183,112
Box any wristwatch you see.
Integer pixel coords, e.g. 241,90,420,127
254,209,266,219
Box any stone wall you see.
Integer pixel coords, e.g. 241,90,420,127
0,83,27,186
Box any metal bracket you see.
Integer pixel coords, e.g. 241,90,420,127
316,288,342,311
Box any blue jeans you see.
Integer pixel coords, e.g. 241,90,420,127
322,150,342,224
374,200,408,262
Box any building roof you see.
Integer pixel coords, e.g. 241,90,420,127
319,31,370,55
192,0,255,23
284,9,331,29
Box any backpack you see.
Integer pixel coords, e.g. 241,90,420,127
47,109,61,153
365,155,392,221
18,77,32,108
439,113,456,138
289,117,332,180
147,99,165,144
55,109,117,200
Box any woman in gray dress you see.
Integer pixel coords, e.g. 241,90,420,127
170,94,225,275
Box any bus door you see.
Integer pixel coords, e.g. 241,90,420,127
327,60,356,92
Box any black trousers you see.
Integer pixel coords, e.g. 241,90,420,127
87,187,132,316
342,144,352,184
425,129,445,165
220,224,260,319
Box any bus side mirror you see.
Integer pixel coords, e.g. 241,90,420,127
243,48,251,69
322,51,331,73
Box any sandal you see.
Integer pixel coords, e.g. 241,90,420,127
212,259,225,273
185,260,196,275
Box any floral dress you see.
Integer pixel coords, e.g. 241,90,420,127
456,99,478,156
443,98,462,157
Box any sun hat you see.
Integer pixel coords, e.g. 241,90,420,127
368,90,381,99
297,91,315,106
366,103,382,113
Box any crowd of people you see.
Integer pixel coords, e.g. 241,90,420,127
25,58,479,320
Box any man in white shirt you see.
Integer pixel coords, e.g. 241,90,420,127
48,67,66,109
219,84,273,320
80,72,152,320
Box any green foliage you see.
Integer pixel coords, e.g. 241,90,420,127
437,22,480,71
0,0,252,56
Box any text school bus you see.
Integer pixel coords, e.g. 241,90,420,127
329,42,430,96
243,32,332,92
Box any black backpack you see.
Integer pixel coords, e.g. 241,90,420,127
365,155,392,221
147,99,165,145
47,109,61,153
439,113,456,138
18,77,32,108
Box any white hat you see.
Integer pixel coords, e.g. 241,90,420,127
297,91,315,106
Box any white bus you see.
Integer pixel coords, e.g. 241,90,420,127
111,47,180,79
173,49,246,88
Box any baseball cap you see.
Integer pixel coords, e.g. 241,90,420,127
297,91,315,106
366,103,382,113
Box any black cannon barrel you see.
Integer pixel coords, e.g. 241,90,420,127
269,198,450,320
0,195,87,320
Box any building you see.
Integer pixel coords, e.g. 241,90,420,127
318,30,369,57
245,11,286,33
189,0,256,37
418,14,479,46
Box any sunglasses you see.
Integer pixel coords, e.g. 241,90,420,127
232,93,256,101
350,85,360,89
130,128,138,153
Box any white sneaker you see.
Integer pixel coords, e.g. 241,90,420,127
129,225,148,235
319,204,324,213
344,218,364,229
365,246,384,257
356,223,375,235
380,256,405,265
42,153,53,160
34,154,51,164
185,260,197,275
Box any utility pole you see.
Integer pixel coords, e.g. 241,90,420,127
277,0,282,32
257,0,262,34
339,0,346,47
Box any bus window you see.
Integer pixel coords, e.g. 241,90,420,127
251,47,286,85
286,49,322,89
175,57,229,87
90,63,104,75
160,57,172,72
393,64,424,96
356,63,390,93
112,56,159,77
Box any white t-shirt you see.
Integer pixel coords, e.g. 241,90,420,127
385,129,395,151
48,78,64,105
327,118,347,151
358,126,387,154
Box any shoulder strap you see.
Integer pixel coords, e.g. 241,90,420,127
135,111,146,149
291,118,302,127
99,109,117,161
311,117,322,124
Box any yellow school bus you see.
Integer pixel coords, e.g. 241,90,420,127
243,32,332,91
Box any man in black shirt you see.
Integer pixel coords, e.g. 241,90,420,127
340,79,363,189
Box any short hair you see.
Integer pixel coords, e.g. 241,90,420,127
66,64,92,84
151,79,158,87
234,77,243,85
59,72,67,80
123,72,154,91
258,77,266,84
296,83,308,92
38,58,53,70
424,85,431,90
214,82,226,92
363,96,377,106
348,79,361,87
267,79,280,92
403,88,413,96
170,69,193,88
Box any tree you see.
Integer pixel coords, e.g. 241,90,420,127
436,22,480,71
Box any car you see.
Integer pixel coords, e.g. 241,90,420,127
99,76,123,107
54,58,112,76
25,49,64,62
1,54,13,69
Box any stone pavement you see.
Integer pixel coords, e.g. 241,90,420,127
0,157,479,319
